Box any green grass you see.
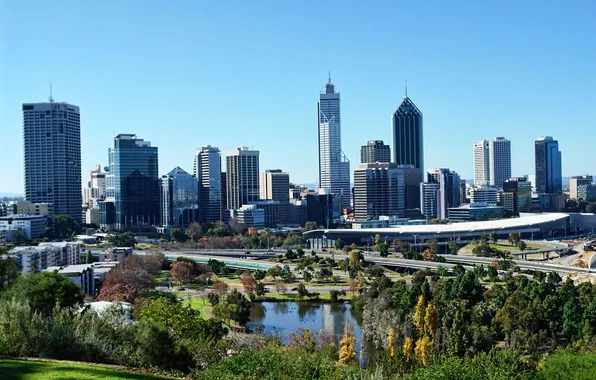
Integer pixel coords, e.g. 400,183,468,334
538,351,596,379
135,243,155,250
0,359,172,380
154,270,170,284
460,240,552,254
183,296,211,319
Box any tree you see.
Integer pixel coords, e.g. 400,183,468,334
348,250,362,278
448,240,458,255
171,260,196,284
489,232,498,244
1,271,84,314
226,289,251,325
274,279,287,294
379,242,389,257
107,232,136,247
255,282,266,296
212,302,238,326
267,265,282,280
422,248,436,262
98,266,156,303
304,221,318,231
517,240,527,251
338,322,357,365
208,259,228,275
229,217,245,234
285,249,296,260
186,222,203,241
423,303,438,338
240,271,257,293
508,232,521,246
387,328,395,357
334,238,346,251
0,256,19,291
428,238,439,255
85,250,93,264
253,270,266,281
413,295,426,335
53,214,80,238
11,229,28,243
297,282,309,299
487,266,499,282
170,228,186,242
211,280,229,295
317,268,332,283
415,336,432,367
303,270,313,283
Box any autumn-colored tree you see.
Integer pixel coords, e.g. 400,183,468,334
186,222,203,241
211,280,229,295
422,248,436,262
403,337,414,361
357,273,366,294
424,303,438,339
338,322,357,366
349,279,359,296
388,327,395,357
170,260,195,284
413,295,426,335
240,271,257,293
414,336,432,367
98,266,155,303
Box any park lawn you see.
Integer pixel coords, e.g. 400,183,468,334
538,351,596,380
135,242,154,250
183,296,211,319
0,358,173,380
154,270,170,284
461,240,551,254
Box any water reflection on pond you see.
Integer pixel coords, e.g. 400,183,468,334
246,302,362,347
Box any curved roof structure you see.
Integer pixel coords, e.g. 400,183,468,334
305,213,570,238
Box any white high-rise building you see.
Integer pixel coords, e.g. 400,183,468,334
226,147,260,211
473,140,490,187
23,101,82,222
318,76,351,211
489,137,511,188
195,145,222,223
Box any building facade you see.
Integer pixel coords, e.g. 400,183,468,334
473,140,490,187
391,92,424,179
23,102,82,222
260,169,290,224
360,140,391,164
420,183,441,220
231,204,265,230
226,147,260,211
195,145,222,223
353,163,421,220
0,215,47,241
306,189,339,229
470,187,499,204
535,136,562,195
318,77,351,211
503,177,533,214
161,167,199,229
107,134,160,230
252,200,280,228
426,168,461,219
489,137,511,188
570,175,593,200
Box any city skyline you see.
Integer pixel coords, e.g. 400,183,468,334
1,1,595,194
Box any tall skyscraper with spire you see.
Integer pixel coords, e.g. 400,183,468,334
391,83,424,180
317,74,350,211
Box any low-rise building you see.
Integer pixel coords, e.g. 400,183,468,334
470,187,498,204
0,215,47,241
46,264,95,296
38,242,80,266
11,200,53,216
231,204,265,229
448,203,504,222
251,200,280,228
8,245,60,273
99,247,132,263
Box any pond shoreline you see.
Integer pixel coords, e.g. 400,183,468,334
254,297,351,304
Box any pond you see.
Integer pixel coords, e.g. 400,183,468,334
246,302,363,347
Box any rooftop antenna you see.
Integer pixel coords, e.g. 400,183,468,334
328,70,331,84
405,78,408,97
49,82,54,103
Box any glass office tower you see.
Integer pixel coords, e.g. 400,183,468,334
391,91,424,180
108,134,159,230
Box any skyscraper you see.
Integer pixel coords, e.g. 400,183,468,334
260,169,290,224
318,76,351,211
195,145,222,223
569,175,593,200
226,147,260,211
420,183,441,220
391,87,423,179
161,167,198,229
535,136,562,195
360,140,391,164
473,140,490,187
427,168,461,219
23,101,82,222
107,134,160,230
353,163,421,220
489,137,511,188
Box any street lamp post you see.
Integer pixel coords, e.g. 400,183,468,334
412,234,419,253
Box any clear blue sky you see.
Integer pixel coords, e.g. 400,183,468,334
1,0,595,194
